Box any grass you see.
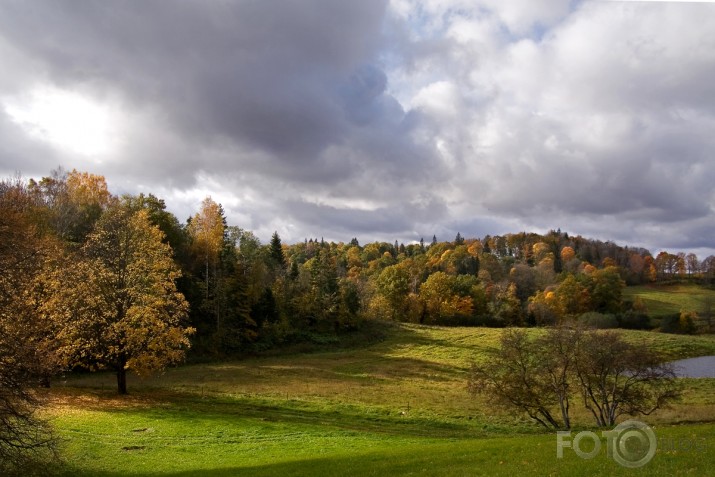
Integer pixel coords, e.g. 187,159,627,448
45,323,715,476
624,283,715,319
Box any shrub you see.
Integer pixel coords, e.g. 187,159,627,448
579,312,618,329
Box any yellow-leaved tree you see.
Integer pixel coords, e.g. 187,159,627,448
48,203,194,394
187,197,225,280
0,179,60,472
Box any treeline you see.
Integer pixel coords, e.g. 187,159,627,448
5,168,715,364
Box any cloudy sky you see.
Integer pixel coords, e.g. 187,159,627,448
1,0,714,256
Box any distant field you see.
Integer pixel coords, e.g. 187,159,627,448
46,324,715,476
624,284,715,318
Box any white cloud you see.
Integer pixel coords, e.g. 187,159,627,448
3,86,120,158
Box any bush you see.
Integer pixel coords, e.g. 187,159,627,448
660,314,680,333
578,312,618,329
617,311,652,330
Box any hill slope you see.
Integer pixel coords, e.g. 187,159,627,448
49,324,715,476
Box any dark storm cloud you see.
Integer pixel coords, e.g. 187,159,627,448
0,0,410,173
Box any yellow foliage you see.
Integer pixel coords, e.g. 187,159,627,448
44,204,194,391
66,169,112,208
467,241,482,257
187,197,225,266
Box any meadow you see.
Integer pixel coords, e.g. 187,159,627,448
46,323,715,476
624,283,715,319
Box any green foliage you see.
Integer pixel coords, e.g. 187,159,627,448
269,231,286,268
579,312,618,329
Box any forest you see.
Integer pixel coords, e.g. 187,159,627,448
2,167,715,389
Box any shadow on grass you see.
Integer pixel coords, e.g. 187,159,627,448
52,439,508,477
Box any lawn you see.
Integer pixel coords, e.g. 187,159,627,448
624,284,715,319
45,323,715,476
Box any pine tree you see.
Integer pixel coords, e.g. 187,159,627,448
270,231,286,268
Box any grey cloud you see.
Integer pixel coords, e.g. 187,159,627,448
0,111,63,177
1,1,714,254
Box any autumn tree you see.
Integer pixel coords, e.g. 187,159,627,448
419,272,473,324
585,266,625,314
186,197,236,344
0,179,59,472
488,282,522,325
685,253,700,276
49,204,194,394
123,193,187,259
375,265,410,320
187,197,225,295
28,168,112,243
553,274,591,319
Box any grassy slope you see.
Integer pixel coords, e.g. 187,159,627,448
48,324,715,476
624,284,715,318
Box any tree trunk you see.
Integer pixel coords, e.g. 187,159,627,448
117,366,127,395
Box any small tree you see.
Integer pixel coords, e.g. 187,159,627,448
469,328,567,429
469,326,681,429
575,331,681,427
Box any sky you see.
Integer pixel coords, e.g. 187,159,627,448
1,0,714,256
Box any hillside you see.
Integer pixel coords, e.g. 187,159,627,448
47,323,715,476
625,284,715,319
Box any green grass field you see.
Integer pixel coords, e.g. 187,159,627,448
624,284,715,319
45,323,715,476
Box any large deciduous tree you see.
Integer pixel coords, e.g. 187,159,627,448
49,204,194,394
0,179,59,472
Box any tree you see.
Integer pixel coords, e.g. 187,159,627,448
269,231,286,269
469,328,568,429
49,205,194,394
419,271,473,324
187,197,225,287
553,274,591,319
0,180,59,472
28,168,112,243
469,326,681,429
376,265,410,320
123,193,187,259
685,253,700,276
186,197,228,338
575,331,680,427
585,266,625,314
488,282,522,325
